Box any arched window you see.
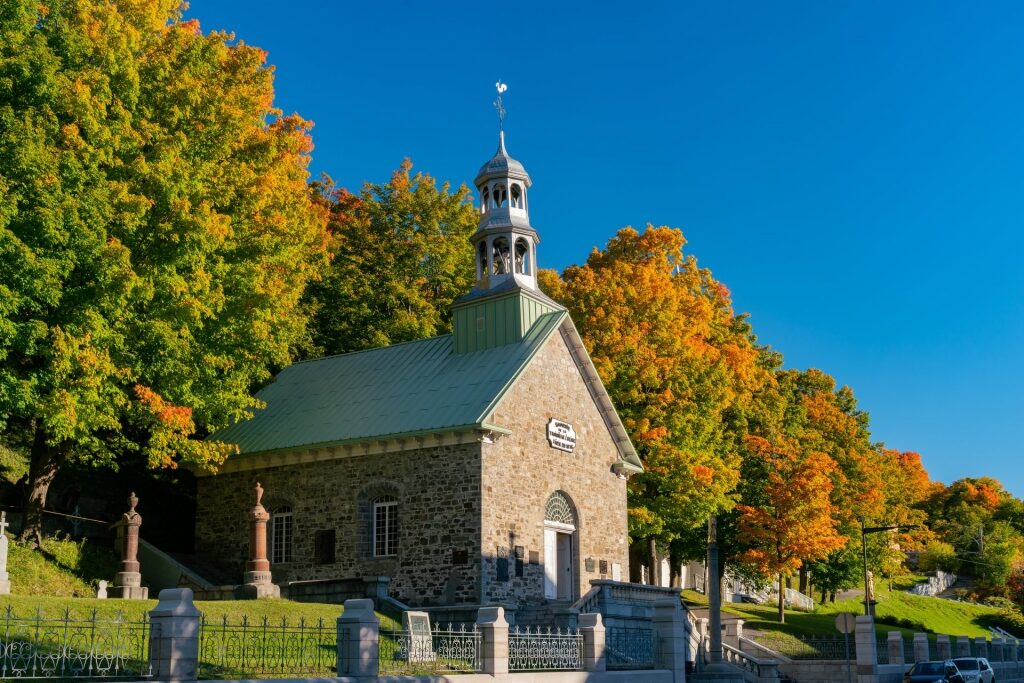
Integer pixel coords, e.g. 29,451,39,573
545,491,576,527
515,239,531,275
271,506,293,564
493,184,507,208
481,187,489,214
373,495,398,557
477,242,488,279
492,237,510,275
510,184,523,209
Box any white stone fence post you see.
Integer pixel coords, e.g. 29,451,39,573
477,606,509,675
854,615,877,683
147,588,200,681
337,598,379,677
653,597,688,683
578,612,607,672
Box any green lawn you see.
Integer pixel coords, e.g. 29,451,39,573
684,577,1000,644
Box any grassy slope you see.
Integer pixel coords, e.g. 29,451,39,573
3,535,401,629
685,577,999,643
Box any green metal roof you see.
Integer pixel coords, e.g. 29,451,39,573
212,311,568,457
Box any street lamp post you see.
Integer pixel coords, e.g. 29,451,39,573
858,517,918,616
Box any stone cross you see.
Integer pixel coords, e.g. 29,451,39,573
0,512,10,594
240,482,279,598
112,492,148,599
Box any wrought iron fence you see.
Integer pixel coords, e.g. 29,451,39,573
197,614,335,679
876,639,890,664
755,634,856,660
606,625,657,669
508,625,583,671
0,605,153,679
377,624,481,675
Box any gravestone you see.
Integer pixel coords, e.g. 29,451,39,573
403,611,435,662
0,512,10,594
111,493,148,599
96,580,108,599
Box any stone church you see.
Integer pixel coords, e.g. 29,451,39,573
194,130,643,608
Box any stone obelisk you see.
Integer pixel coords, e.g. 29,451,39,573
239,482,279,599
112,492,148,599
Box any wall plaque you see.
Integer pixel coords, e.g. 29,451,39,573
599,560,608,575
585,558,596,572
546,419,578,452
529,551,540,565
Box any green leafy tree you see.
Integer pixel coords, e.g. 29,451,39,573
806,545,861,603
303,160,477,356
0,1,329,545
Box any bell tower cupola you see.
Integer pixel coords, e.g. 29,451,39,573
451,82,563,354
470,83,539,293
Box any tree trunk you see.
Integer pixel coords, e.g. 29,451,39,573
17,429,65,548
778,573,785,623
820,586,827,604
829,591,836,603
799,566,808,594
648,537,658,586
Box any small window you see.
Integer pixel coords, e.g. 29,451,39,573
481,187,489,213
271,506,293,564
515,239,530,275
493,184,507,208
373,496,398,557
510,184,523,209
314,529,336,565
477,242,488,278
492,237,510,275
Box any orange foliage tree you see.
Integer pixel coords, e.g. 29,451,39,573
540,226,770,581
737,436,847,622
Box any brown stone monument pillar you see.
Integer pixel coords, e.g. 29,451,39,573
239,482,280,599
112,493,148,599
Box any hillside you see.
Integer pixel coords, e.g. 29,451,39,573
685,578,1002,642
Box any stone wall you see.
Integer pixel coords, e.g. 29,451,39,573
480,328,630,605
195,443,482,606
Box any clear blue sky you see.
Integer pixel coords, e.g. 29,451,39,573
186,1,1024,497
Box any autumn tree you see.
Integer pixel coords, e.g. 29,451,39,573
540,226,770,582
302,161,476,356
737,436,847,622
0,1,329,545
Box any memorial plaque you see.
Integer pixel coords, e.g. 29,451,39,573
514,545,524,559
546,418,578,452
452,549,468,565
599,559,608,574
403,611,434,662
497,546,509,581
314,529,336,565
585,558,596,572
529,550,540,565
612,563,622,581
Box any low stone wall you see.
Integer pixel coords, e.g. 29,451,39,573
194,673,673,683
909,570,957,596
775,659,853,683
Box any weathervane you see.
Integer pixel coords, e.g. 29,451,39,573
494,81,508,131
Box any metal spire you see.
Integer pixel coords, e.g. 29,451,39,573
494,81,508,131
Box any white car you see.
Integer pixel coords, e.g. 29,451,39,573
952,657,995,683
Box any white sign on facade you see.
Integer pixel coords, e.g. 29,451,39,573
546,419,577,452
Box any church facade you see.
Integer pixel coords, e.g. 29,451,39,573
194,131,643,607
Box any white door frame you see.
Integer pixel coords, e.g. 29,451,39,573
543,521,576,601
